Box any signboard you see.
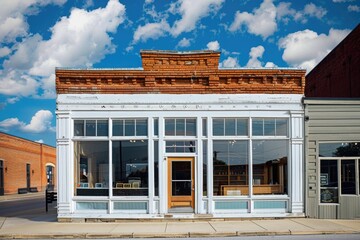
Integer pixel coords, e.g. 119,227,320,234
320,173,328,186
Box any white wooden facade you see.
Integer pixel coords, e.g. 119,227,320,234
56,93,305,219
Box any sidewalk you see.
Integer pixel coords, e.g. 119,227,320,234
0,211,360,239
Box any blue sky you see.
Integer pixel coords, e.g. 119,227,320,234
0,0,359,147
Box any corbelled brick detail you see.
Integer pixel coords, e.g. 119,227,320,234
0,132,56,194
56,51,306,94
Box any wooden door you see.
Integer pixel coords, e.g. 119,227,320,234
168,157,195,209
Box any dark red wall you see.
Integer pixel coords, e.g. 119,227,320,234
306,24,360,97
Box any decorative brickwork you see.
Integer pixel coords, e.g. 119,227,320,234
0,132,56,194
56,50,306,94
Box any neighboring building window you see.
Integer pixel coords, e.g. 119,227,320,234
74,141,109,196
165,118,196,136
213,140,248,196
252,118,288,136
320,160,338,203
113,119,148,136
319,142,360,201
74,120,108,136
213,118,248,136
165,141,195,153
252,140,288,195
112,140,148,196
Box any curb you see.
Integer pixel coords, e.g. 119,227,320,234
1,231,359,239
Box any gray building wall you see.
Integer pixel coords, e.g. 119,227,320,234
304,99,360,219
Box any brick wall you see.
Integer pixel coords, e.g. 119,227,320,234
306,24,360,97
56,51,306,95
0,132,56,194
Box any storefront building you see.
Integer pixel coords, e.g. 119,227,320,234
56,50,306,219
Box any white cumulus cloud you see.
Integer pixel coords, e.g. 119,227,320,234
0,0,126,98
0,110,54,133
279,28,351,72
246,45,277,68
229,0,277,39
277,2,327,24
206,41,220,51
133,20,170,43
348,5,360,12
177,38,191,48
170,0,224,37
219,56,240,68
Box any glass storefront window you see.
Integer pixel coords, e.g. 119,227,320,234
203,140,207,196
165,118,197,136
74,120,108,137
213,118,248,136
74,141,109,196
213,140,248,196
252,140,288,195
319,142,360,157
252,118,288,137
113,119,148,136
165,141,195,153
112,140,148,196
341,160,356,194
320,160,338,203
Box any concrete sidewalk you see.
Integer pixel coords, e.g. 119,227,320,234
0,213,360,239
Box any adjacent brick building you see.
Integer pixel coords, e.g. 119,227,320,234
56,50,306,220
305,24,360,97
0,132,56,195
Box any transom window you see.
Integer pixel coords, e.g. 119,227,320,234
74,119,108,136
165,118,196,136
166,141,196,153
252,118,288,136
213,118,248,136
113,119,148,136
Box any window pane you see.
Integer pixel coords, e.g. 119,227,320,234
113,120,124,136
276,119,288,136
154,141,159,196
86,120,96,136
186,119,196,136
319,142,360,157
252,140,288,195
97,120,108,136
264,119,275,136
225,119,236,136
176,119,185,136
213,119,224,136
172,161,191,180
237,119,248,136
112,140,148,196
252,119,263,136
125,119,135,136
154,118,159,136
213,140,248,196
341,160,356,194
74,120,84,136
136,119,148,136
74,141,109,196
320,160,338,203
202,118,207,137
165,119,175,136
203,140,207,196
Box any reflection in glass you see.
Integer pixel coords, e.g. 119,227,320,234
97,120,108,136
172,161,191,196
74,141,109,196
125,119,135,136
252,118,288,136
186,119,196,136
74,120,84,136
113,120,124,136
319,142,360,157
86,120,96,136
252,140,288,195
213,118,248,136
213,119,224,136
341,160,356,194
320,160,338,203
112,140,148,196
213,140,248,196
166,141,195,153
136,119,148,136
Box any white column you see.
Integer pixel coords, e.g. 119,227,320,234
56,111,72,217
290,112,304,214
196,117,204,214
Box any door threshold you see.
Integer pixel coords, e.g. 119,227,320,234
168,207,194,213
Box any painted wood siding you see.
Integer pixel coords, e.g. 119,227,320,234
304,100,360,219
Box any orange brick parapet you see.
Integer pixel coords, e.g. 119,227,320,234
56,50,306,94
